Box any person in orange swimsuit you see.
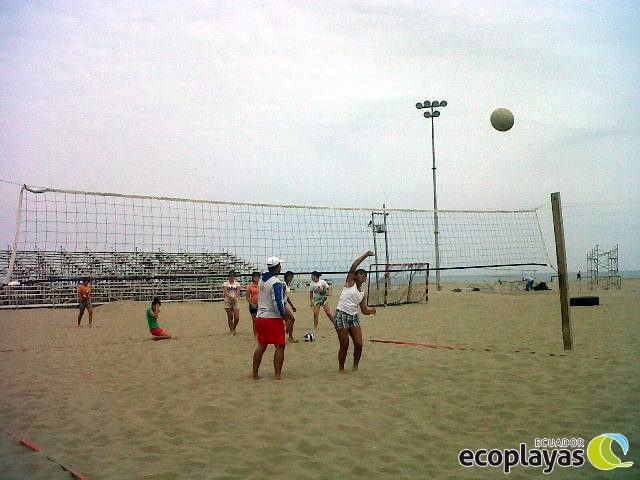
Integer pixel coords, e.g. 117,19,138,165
77,278,94,326
246,272,260,338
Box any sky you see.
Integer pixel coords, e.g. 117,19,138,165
1,0,639,272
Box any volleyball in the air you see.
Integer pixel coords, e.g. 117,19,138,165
490,108,514,132
304,332,315,342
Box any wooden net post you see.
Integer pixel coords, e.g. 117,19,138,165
551,192,572,350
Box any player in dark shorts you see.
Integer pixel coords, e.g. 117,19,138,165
283,271,298,343
77,278,94,326
246,272,260,338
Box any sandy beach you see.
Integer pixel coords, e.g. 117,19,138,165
1,280,638,479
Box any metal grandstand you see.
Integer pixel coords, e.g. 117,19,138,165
1,248,256,308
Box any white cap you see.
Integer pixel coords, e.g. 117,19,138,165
266,256,282,267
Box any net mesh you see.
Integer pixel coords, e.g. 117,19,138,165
9,185,548,276
1,185,551,307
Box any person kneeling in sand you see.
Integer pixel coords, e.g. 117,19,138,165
334,251,377,372
252,257,287,380
146,297,174,340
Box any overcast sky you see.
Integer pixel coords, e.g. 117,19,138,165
1,0,639,271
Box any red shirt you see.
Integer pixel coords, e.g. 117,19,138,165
246,283,259,304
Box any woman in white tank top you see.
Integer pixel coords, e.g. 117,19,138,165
334,251,377,372
223,271,241,335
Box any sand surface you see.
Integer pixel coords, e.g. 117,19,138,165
1,280,638,479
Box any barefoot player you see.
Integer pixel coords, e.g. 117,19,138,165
334,251,377,371
77,278,93,326
147,297,173,340
283,271,298,343
309,271,334,330
246,271,260,338
223,271,241,334
253,257,286,380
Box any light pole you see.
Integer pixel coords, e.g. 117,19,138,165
416,99,447,291
368,209,389,286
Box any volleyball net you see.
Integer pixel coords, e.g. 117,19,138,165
1,185,550,306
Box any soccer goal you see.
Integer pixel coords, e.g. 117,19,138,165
367,263,429,307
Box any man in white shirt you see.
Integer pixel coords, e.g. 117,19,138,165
524,276,534,291
253,257,287,380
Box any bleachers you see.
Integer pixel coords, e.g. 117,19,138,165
0,249,257,308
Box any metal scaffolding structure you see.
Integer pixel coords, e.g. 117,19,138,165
586,244,621,290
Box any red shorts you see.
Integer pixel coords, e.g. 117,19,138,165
150,327,166,336
255,317,285,346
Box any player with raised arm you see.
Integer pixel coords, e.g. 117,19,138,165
334,251,376,372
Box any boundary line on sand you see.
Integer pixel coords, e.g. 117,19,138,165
369,339,576,358
2,428,89,479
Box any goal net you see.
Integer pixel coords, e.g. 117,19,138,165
367,263,429,306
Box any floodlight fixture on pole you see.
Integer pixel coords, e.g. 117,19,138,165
416,99,447,291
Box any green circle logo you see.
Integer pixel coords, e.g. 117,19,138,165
587,434,634,470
